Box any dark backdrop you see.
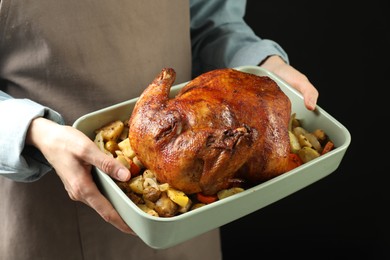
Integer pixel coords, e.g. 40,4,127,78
221,1,389,259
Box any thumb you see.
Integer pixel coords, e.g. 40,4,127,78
92,151,131,182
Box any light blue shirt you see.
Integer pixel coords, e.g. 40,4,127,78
0,0,288,181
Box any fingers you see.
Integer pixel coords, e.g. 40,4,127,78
98,154,131,181
65,172,136,235
302,84,318,111
36,124,135,234
87,145,137,234
86,187,136,235
286,73,318,111
259,55,319,111
86,144,131,182
80,143,136,233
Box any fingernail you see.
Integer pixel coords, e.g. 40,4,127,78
308,98,316,110
118,168,129,180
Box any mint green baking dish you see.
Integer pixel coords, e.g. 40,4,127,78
73,65,351,249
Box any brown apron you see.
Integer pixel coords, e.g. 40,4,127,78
0,0,222,259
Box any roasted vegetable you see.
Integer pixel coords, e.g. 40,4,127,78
154,193,178,217
217,187,244,200
196,193,218,204
167,188,190,208
288,113,301,130
286,153,303,171
321,141,335,155
115,153,131,169
118,138,136,159
298,146,320,163
94,131,113,156
143,186,161,202
289,131,301,154
312,129,328,145
138,204,158,217
95,120,124,141
304,133,322,153
128,175,144,194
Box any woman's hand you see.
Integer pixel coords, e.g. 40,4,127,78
26,117,135,235
260,55,319,111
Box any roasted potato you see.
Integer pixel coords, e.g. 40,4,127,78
155,193,178,217
95,120,124,141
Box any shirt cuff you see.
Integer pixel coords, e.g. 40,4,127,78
229,39,289,68
0,98,64,182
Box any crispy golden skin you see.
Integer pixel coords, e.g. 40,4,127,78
128,68,291,195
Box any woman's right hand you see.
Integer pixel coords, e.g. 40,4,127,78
26,117,135,235
260,55,319,111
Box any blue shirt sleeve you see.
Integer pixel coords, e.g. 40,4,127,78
0,91,65,182
190,0,289,77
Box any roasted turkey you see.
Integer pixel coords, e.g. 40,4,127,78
128,68,292,195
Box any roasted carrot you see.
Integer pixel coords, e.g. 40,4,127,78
321,141,335,155
196,192,218,204
129,159,141,177
286,153,303,171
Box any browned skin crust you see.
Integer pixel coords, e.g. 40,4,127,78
128,68,291,195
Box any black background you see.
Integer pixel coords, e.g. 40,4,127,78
221,1,389,259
